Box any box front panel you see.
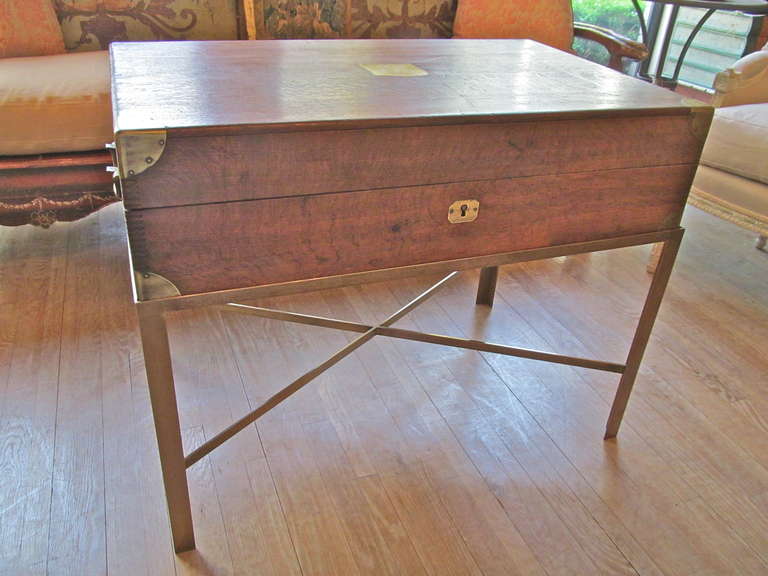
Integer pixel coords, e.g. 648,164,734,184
126,163,695,296
120,114,705,210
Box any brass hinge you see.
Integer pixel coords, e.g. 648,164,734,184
116,130,168,179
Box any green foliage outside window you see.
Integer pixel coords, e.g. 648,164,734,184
572,0,646,66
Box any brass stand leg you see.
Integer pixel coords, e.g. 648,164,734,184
605,231,683,439
646,242,663,274
476,266,499,307
138,308,195,552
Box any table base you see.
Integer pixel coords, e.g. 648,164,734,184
137,227,684,552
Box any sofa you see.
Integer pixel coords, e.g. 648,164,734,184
688,41,768,251
0,0,647,227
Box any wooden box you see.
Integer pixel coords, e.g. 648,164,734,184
111,39,712,298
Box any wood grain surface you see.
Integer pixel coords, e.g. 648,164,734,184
112,39,712,301
110,39,700,134
122,115,704,209
127,164,695,294
0,151,115,228
0,151,112,199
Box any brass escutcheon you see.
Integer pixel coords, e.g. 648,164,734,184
448,199,480,223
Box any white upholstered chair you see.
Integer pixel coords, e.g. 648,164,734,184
649,42,768,272
689,42,768,250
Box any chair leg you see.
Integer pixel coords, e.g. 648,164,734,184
476,266,499,307
646,242,663,274
757,235,767,251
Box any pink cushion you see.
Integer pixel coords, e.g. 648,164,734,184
453,0,574,52
0,0,65,58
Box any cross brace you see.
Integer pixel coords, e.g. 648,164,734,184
184,269,629,468
184,271,457,467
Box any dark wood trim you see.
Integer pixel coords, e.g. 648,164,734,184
0,150,116,227
235,0,249,40
573,23,650,71
0,194,119,228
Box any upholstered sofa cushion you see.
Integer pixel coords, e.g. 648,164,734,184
0,0,65,58
692,166,768,227
700,103,768,185
0,51,112,156
452,0,573,52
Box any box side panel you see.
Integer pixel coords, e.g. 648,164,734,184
125,163,695,295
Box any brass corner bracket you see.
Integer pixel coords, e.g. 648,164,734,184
117,130,168,179
683,100,714,143
134,271,181,301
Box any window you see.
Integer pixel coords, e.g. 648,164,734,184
659,8,758,89
572,0,646,70
572,0,764,90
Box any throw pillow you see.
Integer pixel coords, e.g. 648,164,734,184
253,0,456,39
0,0,66,58
453,0,574,52
349,0,455,39
55,1,240,52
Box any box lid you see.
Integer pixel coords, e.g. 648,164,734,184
110,38,704,135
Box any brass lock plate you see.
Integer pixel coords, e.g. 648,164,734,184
359,63,428,77
448,200,480,223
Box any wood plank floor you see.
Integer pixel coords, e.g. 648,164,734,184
0,204,766,576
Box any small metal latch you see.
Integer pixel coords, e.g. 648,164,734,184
448,200,480,223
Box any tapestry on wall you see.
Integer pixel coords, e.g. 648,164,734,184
54,0,240,51
260,0,455,39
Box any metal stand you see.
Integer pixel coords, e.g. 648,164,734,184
137,228,684,552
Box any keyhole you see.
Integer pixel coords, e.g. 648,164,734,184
460,204,468,217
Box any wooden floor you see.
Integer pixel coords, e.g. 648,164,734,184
1,204,767,576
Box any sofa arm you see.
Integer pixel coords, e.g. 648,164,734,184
713,42,768,108
573,22,649,72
